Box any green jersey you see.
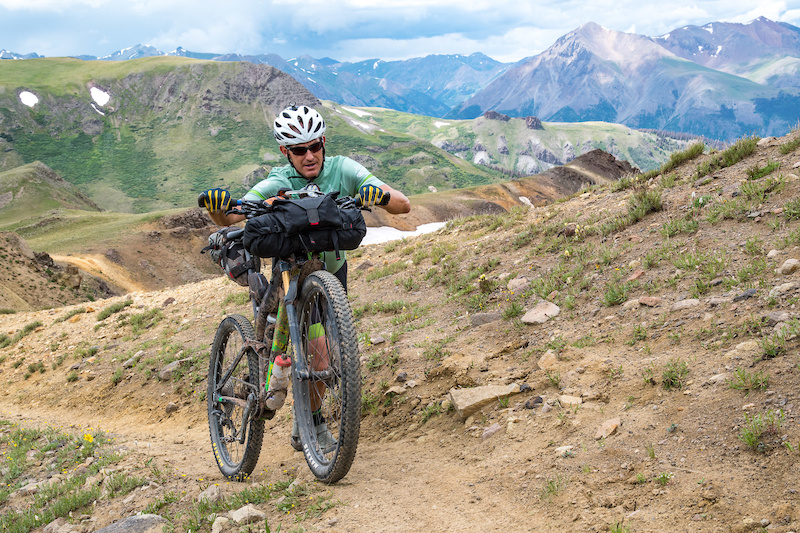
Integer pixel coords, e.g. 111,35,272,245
243,155,384,273
244,155,384,201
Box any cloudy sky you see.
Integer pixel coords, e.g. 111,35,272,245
1,0,799,63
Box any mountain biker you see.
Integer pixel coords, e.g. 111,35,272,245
202,104,410,451
203,104,410,291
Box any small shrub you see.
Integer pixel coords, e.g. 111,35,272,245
746,160,780,180
540,474,568,501
662,358,689,390
739,409,785,452
97,299,133,321
779,135,800,155
727,368,769,392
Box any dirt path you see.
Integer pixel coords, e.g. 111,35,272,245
50,254,150,293
0,398,532,532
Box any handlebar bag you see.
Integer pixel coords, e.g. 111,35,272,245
243,192,367,259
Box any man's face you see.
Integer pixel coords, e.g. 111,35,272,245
281,137,325,179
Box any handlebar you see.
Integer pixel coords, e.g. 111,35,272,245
198,188,391,214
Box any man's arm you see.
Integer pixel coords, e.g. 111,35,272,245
208,210,246,227
378,184,411,214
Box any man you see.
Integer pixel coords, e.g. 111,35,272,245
203,104,410,290
202,104,410,451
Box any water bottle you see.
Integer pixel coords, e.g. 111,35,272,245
265,355,291,410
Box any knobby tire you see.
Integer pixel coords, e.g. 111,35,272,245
207,314,264,481
292,270,361,484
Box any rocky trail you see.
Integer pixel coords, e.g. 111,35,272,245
2,132,800,532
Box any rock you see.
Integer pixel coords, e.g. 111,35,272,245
482,423,502,440
43,517,76,533
521,301,561,324
538,349,559,371
229,504,266,525
733,288,757,302
165,402,179,414
776,258,800,275
159,361,181,381
123,350,144,369
507,276,530,293
638,296,661,307
198,484,224,504
449,383,521,419
524,396,543,409
384,386,406,396
558,395,582,408
770,282,797,298
94,514,169,532
211,517,231,533
764,311,791,326
554,445,574,456
470,312,502,327
725,340,761,360
670,299,700,312
626,269,644,281
595,417,622,440
395,371,408,383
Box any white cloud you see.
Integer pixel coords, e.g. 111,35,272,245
2,0,800,61
0,0,105,9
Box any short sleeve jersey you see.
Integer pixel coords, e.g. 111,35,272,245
243,155,384,202
243,155,385,273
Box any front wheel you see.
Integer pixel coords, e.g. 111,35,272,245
293,270,361,484
208,314,264,481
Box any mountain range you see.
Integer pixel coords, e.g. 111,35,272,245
3,16,799,140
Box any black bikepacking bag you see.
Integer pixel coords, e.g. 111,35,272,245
203,227,261,286
243,192,366,259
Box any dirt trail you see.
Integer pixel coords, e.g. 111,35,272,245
50,254,150,293
0,396,530,532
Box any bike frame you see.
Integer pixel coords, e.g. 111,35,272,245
212,247,326,439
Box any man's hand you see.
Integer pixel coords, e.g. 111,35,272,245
203,188,232,212
358,184,385,207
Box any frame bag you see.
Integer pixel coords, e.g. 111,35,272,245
203,227,261,286
243,192,366,259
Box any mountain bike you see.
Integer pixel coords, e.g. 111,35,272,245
200,186,385,484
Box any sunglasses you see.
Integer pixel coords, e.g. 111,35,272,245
287,140,324,156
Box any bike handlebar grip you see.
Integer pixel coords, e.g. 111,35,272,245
197,192,208,208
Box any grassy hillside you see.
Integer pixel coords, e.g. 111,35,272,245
0,57,508,214
341,106,693,173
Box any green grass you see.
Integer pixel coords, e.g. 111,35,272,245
695,136,759,179
0,320,43,349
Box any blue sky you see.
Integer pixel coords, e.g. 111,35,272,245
1,0,799,63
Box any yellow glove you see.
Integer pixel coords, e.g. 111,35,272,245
358,184,385,207
203,188,232,212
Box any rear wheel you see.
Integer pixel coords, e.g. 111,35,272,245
208,314,264,481
292,271,361,484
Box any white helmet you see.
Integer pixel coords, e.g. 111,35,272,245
273,105,326,146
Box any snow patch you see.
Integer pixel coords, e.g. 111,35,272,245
90,87,110,106
342,106,371,117
19,91,38,107
361,223,446,246
347,117,378,134
90,103,105,116
433,121,450,128
373,61,379,70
